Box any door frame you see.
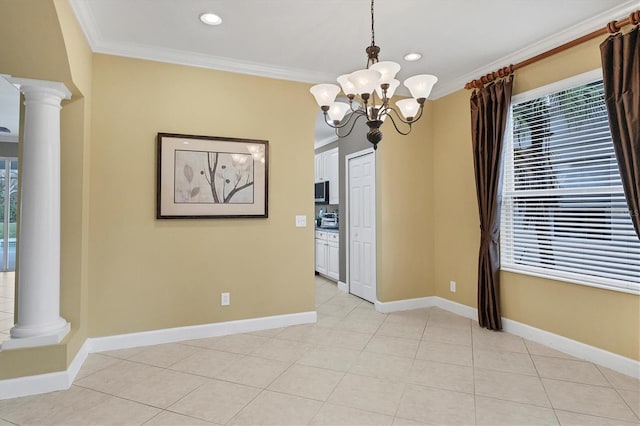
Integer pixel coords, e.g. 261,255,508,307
344,147,376,300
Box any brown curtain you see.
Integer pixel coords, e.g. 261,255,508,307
470,76,513,331
600,26,640,239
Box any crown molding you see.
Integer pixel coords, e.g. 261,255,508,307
69,0,639,98
68,0,101,50
430,0,640,99
93,39,330,84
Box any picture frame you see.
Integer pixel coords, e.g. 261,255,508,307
157,133,268,219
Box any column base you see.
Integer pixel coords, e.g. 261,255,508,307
2,319,70,350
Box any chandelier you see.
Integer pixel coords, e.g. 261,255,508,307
310,0,437,150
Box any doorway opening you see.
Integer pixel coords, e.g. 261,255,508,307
0,158,18,272
0,272,14,339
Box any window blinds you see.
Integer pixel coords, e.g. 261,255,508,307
501,79,640,294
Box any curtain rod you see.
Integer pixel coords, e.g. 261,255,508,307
464,10,640,90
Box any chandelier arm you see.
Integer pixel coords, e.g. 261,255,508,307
383,107,412,126
324,110,366,130
385,112,413,136
378,103,392,118
336,113,366,139
413,104,425,121
384,103,426,125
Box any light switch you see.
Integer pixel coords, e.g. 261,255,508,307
295,215,307,227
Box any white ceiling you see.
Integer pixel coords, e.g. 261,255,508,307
4,1,639,144
69,0,638,96
68,0,639,145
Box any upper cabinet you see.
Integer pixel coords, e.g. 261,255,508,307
325,148,339,205
315,147,339,205
314,154,323,183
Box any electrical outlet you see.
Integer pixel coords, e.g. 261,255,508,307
295,215,307,227
449,281,456,293
221,292,230,306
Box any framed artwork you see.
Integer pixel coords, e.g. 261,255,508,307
157,133,268,219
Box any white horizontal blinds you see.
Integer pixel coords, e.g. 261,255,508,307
501,78,640,293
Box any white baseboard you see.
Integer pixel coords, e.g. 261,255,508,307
87,311,316,353
337,281,348,293
431,297,478,320
0,310,316,400
375,296,639,378
374,296,438,313
501,317,640,379
0,366,71,400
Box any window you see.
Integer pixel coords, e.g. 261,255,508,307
501,70,640,294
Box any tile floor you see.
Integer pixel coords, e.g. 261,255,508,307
0,275,638,425
0,272,14,339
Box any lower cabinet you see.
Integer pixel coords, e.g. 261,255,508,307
315,230,339,281
327,240,339,280
315,235,328,275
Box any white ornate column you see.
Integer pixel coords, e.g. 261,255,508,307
2,78,71,350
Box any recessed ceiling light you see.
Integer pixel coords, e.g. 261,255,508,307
403,52,422,62
199,13,222,26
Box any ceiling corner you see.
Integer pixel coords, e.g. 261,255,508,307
68,0,101,51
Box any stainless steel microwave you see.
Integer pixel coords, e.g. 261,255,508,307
315,181,329,204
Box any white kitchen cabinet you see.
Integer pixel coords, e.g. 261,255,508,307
315,231,328,275
315,230,339,281
326,148,339,205
314,147,339,205
314,154,323,183
327,232,339,280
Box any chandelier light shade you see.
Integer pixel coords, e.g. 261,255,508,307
310,0,437,149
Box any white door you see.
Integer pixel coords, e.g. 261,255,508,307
347,150,376,302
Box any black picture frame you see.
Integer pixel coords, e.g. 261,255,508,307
156,133,268,219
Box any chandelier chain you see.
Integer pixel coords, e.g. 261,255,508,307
370,0,375,47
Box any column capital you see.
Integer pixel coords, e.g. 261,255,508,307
7,77,71,101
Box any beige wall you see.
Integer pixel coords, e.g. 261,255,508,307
377,108,434,302
0,0,72,85
55,0,94,368
88,54,316,337
432,36,640,360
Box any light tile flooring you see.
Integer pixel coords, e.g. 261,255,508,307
0,272,14,339
0,275,639,425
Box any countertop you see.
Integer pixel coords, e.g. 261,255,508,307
315,227,339,233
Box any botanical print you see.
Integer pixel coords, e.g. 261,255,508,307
158,133,267,219
174,150,254,204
